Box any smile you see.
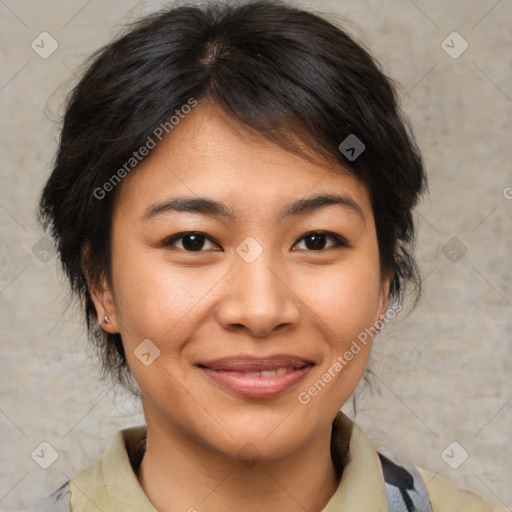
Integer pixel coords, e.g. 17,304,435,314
197,355,315,399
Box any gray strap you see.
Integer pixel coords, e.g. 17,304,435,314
379,453,433,512
36,481,71,511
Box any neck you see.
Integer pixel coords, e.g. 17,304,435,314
137,419,341,512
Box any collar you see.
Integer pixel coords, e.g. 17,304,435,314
324,411,389,511
70,410,389,511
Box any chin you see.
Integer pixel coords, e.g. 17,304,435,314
218,435,301,465
202,413,307,460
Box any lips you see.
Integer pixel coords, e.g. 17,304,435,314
198,355,313,372
197,355,315,399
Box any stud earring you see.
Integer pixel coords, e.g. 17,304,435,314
103,316,110,324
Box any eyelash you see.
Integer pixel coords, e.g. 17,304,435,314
163,231,350,252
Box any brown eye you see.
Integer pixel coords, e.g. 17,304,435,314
164,232,219,252
294,231,348,251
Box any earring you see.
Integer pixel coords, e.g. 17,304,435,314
103,316,110,324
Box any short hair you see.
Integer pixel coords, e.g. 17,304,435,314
38,0,427,391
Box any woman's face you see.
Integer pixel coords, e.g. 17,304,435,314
93,102,391,460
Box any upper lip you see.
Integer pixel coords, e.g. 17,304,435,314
198,354,315,371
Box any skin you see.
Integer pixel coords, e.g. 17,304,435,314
89,101,391,512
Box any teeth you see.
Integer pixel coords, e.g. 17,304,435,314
239,367,292,377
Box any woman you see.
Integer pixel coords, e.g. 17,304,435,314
37,1,508,510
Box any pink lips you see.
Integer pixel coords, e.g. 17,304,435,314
197,355,314,399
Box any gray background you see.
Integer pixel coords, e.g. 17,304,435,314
1,0,511,510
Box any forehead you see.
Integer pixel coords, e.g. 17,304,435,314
113,102,373,221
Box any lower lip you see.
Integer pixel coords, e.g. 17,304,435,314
199,366,313,399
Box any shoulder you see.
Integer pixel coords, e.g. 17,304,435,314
66,426,152,511
37,428,146,512
416,466,510,512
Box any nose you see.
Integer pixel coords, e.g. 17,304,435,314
215,252,301,338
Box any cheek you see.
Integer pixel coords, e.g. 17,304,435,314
292,260,383,412
111,250,219,346
307,260,383,341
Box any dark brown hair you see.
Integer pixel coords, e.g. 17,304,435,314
38,0,427,392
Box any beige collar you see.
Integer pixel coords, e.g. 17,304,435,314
323,411,388,511
70,410,389,511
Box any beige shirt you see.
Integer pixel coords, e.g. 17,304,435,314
64,411,508,511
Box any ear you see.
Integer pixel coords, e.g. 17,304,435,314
89,276,120,334
376,273,393,322
376,241,401,321
82,244,119,333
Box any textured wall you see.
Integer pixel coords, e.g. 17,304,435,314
1,0,511,510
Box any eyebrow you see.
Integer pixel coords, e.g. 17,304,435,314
141,192,365,224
